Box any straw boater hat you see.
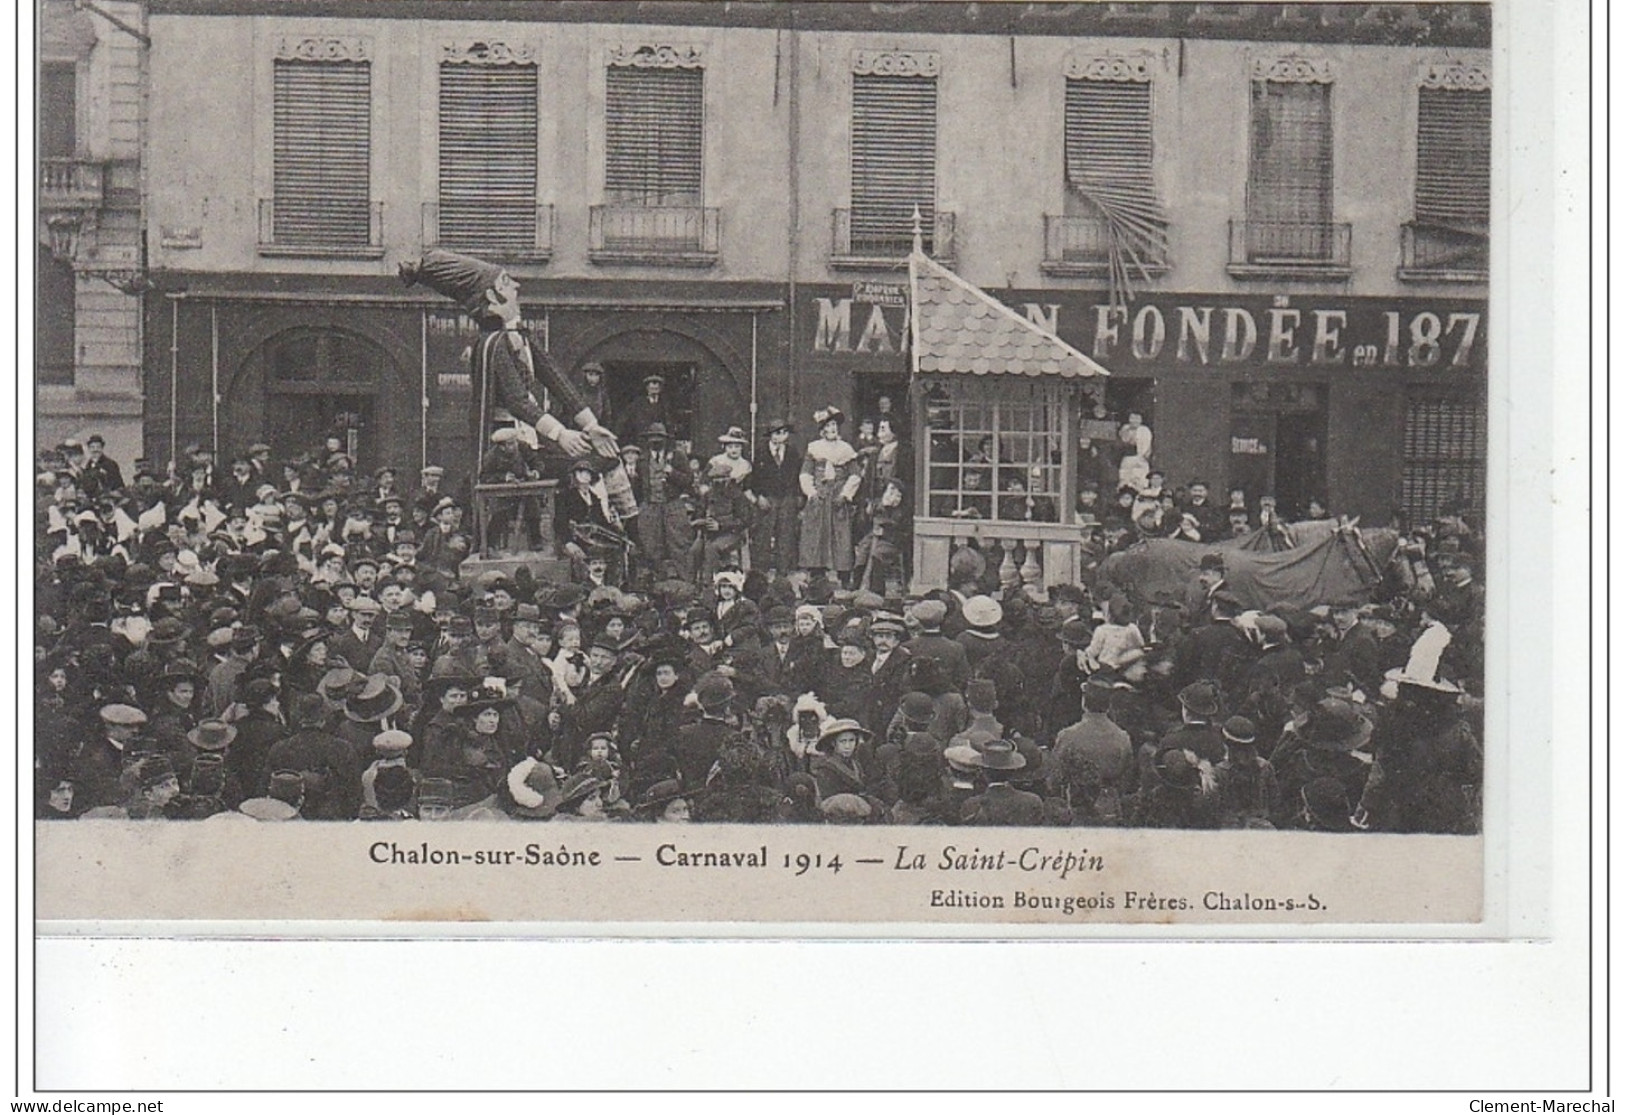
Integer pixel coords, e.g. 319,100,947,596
971,739,1028,773
960,595,1003,631
187,720,238,752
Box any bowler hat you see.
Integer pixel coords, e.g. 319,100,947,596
899,691,937,726
1177,680,1222,718
694,674,735,711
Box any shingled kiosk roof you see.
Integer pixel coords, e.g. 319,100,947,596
907,243,1111,380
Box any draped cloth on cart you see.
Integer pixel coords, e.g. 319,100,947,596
1097,521,1400,611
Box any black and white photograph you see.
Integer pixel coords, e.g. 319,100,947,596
20,0,1594,1096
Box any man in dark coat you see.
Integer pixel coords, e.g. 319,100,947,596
859,614,912,736
619,374,673,445
632,423,696,583
264,693,362,820
749,418,802,576
1321,602,1383,696
902,599,970,691
228,677,288,799
960,741,1046,825
80,434,125,494
70,703,148,814
1141,681,1228,793
1172,592,1254,701
670,675,739,791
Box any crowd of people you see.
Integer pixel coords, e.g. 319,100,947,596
32,422,1485,831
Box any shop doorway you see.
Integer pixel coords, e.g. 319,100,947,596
603,360,698,447
1228,382,1326,519
1076,377,1157,497
853,373,911,439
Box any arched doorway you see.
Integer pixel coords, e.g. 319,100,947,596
231,326,404,473
569,325,747,453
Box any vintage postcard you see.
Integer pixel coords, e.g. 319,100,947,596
32,0,1503,934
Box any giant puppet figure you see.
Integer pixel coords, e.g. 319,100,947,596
399,250,637,524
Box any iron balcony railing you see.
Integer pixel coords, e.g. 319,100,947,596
423,203,555,263
1042,213,1169,274
258,198,384,258
588,204,720,266
1229,218,1352,269
1400,221,1488,278
40,158,106,209
831,208,956,268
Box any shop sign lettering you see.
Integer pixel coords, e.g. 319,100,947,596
805,290,1485,372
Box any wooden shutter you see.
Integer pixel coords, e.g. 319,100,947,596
604,67,703,205
1415,87,1490,231
1065,79,1152,193
1402,393,1486,522
40,63,76,159
851,73,936,252
439,63,538,253
273,60,371,245
1247,80,1332,227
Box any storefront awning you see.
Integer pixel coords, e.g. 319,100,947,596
907,248,1111,379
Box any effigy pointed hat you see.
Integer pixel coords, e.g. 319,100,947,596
399,249,506,316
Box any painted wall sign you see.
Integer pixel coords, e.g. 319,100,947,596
801,288,1487,375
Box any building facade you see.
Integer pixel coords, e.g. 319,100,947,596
38,0,148,466
136,1,1489,535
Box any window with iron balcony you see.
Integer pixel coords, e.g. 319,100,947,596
833,52,953,270
1229,59,1351,281
591,44,718,267
430,42,552,265
1044,58,1169,281
1400,67,1490,283
260,43,382,259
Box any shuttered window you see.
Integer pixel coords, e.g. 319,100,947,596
272,60,371,245
851,73,937,254
604,66,703,205
439,63,538,254
1415,87,1490,231
1065,79,1153,200
1402,392,1486,523
1247,80,1333,253
1062,77,1166,268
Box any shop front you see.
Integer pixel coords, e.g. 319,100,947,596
145,274,784,488
799,283,1487,529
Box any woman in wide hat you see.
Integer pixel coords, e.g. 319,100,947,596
808,717,873,801
797,406,863,583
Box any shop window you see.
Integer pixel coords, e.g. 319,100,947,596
1403,84,1490,278
923,385,1066,522
1235,72,1349,274
265,57,378,254
846,70,939,258
1402,392,1485,525
437,60,542,259
36,244,75,386
604,63,704,206
1048,73,1167,274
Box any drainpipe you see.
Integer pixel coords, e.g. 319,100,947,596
420,308,429,471
167,294,178,467
785,17,801,424
749,311,759,451
210,303,219,456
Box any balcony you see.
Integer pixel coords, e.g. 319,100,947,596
912,518,1080,596
1226,218,1352,281
258,198,385,259
1398,221,1488,283
423,203,554,265
831,208,956,271
588,205,719,267
40,158,105,210
1040,213,1169,278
